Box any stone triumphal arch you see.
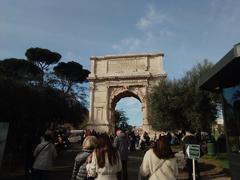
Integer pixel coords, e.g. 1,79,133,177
88,53,167,133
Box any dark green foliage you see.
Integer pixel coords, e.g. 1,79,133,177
25,47,61,71
25,47,62,86
53,61,90,94
0,77,87,128
150,79,185,131
0,76,88,166
114,110,133,132
54,61,90,83
150,59,220,132
0,51,89,129
0,58,41,83
0,48,89,169
181,60,220,132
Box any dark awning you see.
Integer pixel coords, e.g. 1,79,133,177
199,43,240,91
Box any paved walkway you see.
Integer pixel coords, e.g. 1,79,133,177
0,144,230,180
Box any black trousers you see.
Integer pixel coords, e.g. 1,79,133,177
117,160,128,180
32,169,50,180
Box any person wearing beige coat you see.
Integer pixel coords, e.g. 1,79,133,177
139,136,178,180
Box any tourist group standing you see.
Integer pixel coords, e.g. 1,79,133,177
29,128,199,180
69,129,179,180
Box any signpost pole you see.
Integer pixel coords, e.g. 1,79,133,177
192,159,196,180
186,144,200,180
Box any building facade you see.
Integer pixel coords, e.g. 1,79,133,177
199,43,240,180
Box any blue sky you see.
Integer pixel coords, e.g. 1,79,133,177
116,97,142,127
1,0,240,126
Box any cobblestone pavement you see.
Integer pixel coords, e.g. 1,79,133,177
0,144,231,180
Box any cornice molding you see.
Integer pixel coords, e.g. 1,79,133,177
88,73,167,81
90,52,164,60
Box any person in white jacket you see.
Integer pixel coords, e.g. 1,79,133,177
86,134,122,180
139,135,178,180
33,134,57,180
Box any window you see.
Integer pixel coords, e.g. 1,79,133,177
223,83,240,153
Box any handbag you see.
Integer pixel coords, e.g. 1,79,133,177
30,142,50,177
139,160,166,180
33,142,50,163
85,153,96,180
138,173,149,180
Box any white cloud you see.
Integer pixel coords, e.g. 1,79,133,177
112,4,174,53
136,4,167,30
112,31,154,53
112,37,141,52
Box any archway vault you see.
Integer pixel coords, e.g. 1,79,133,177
111,90,141,110
110,88,143,128
88,53,167,133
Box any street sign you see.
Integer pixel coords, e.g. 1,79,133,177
186,144,200,160
186,144,201,180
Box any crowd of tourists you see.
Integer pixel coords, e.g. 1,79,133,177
27,128,179,180
26,127,225,180
69,129,179,180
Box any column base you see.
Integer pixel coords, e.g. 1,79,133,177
87,123,115,134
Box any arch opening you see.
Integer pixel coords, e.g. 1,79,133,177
111,90,141,110
114,97,143,129
109,88,144,131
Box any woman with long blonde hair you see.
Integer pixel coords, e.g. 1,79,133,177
71,136,97,180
